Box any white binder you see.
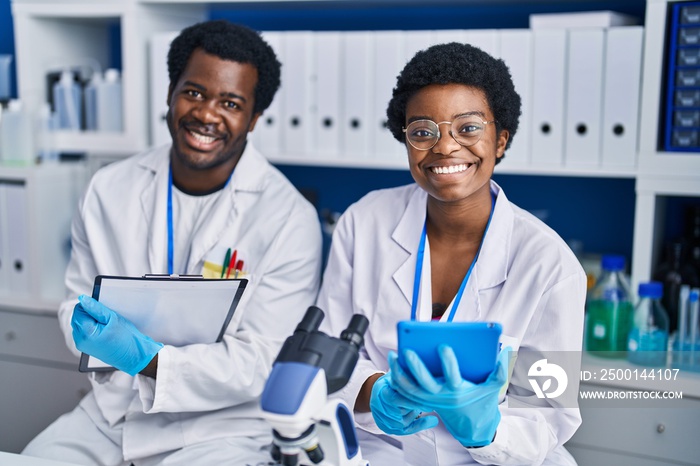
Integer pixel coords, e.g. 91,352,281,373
4,182,30,295
341,31,373,159
313,31,343,160
498,29,533,168
601,26,644,169
431,29,465,46
372,30,405,163
564,28,605,168
403,30,435,65
254,31,284,158
280,31,316,157
149,31,178,148
464,29,500,57
531,29,568,167
0,183,8,294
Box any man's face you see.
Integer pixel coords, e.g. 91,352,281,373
166,48,260,171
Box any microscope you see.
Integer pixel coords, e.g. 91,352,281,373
261,306,370,466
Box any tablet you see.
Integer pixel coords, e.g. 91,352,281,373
397,321,502,384
79,275,247,372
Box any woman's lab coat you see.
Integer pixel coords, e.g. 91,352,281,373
56,143,322,461
316,181,586,466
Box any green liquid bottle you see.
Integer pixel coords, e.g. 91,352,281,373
585,255,634,358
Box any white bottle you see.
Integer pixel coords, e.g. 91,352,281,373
37,103,59,163
84,71,102,131
53,70,82,130
0,99,34,165
97,68,123,132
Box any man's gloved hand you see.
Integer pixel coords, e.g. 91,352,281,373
389,345,510,448
71,294,163,376
370,373,439,436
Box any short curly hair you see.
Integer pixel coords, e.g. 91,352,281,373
386,42,521,164
167,20,281,115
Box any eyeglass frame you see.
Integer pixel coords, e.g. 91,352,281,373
401,117,497,151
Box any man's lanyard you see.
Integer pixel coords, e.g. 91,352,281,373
410,193,497,322
167,165,233,275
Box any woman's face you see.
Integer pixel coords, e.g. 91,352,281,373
404,83,509,205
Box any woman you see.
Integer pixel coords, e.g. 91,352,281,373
316,42,586,465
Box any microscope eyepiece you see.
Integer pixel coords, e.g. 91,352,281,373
340,314,369,349
295,306,325,334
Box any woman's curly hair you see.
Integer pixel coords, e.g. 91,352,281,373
167,20,281,115
386,42,521,164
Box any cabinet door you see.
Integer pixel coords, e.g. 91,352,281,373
0,359,90,453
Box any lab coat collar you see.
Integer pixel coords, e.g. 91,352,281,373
389,180,512,315
136,142,270,273
391,187,428,307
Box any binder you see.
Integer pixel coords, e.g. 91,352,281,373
313,31,343,160
149,31,178,148
464,29,500,57
498,29,533,168
280,31,315,157
564,28,605,168
531,29,568,167
79,274,248,372
403,30,435,65
0,183,8,294
254,31,284,158
4,182,30,295
341,31,373,159
372,30,405,163
601,26,644,169
431,29,465,46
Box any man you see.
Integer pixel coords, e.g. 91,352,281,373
22,20,322,465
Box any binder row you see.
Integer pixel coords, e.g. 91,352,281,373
248,27,644,171
150,27,644,171
664,2,700,152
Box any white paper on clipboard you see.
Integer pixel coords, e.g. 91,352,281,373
79,275,247,372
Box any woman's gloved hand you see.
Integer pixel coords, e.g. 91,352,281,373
370,373,439,436
389,345,510,448
71,294,163,376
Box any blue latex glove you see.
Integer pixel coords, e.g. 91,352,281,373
389,346,510,448
71,295,163,376
370,373,439,436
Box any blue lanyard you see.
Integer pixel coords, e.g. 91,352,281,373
167,167,174,275
410,193,496,322
167,165,234,275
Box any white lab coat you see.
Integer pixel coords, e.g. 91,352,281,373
54,143,323,461
316,181,586,466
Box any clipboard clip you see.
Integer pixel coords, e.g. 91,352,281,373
142,274,204,279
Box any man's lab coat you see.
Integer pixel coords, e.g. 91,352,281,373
57,143,323,460
317,181,586,466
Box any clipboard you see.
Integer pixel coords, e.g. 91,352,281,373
78,274,248,372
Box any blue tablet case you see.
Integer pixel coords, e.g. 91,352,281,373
397,321,502,384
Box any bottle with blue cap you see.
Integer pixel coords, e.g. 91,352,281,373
584,254,634,357
628,281,669,367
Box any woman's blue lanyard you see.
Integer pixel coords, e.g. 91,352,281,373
410,193,496,322
167,165,233,275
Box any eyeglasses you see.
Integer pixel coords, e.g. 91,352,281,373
402,116,496,151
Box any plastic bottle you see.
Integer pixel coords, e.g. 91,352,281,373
584,254,634,358
37,102,60,163
53,70,82,130
0,99,34,165
97,68,123,132
628,282,670,367
653,240,700,334
84,71,102,131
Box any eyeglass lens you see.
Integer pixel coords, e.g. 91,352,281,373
405,116,488,150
